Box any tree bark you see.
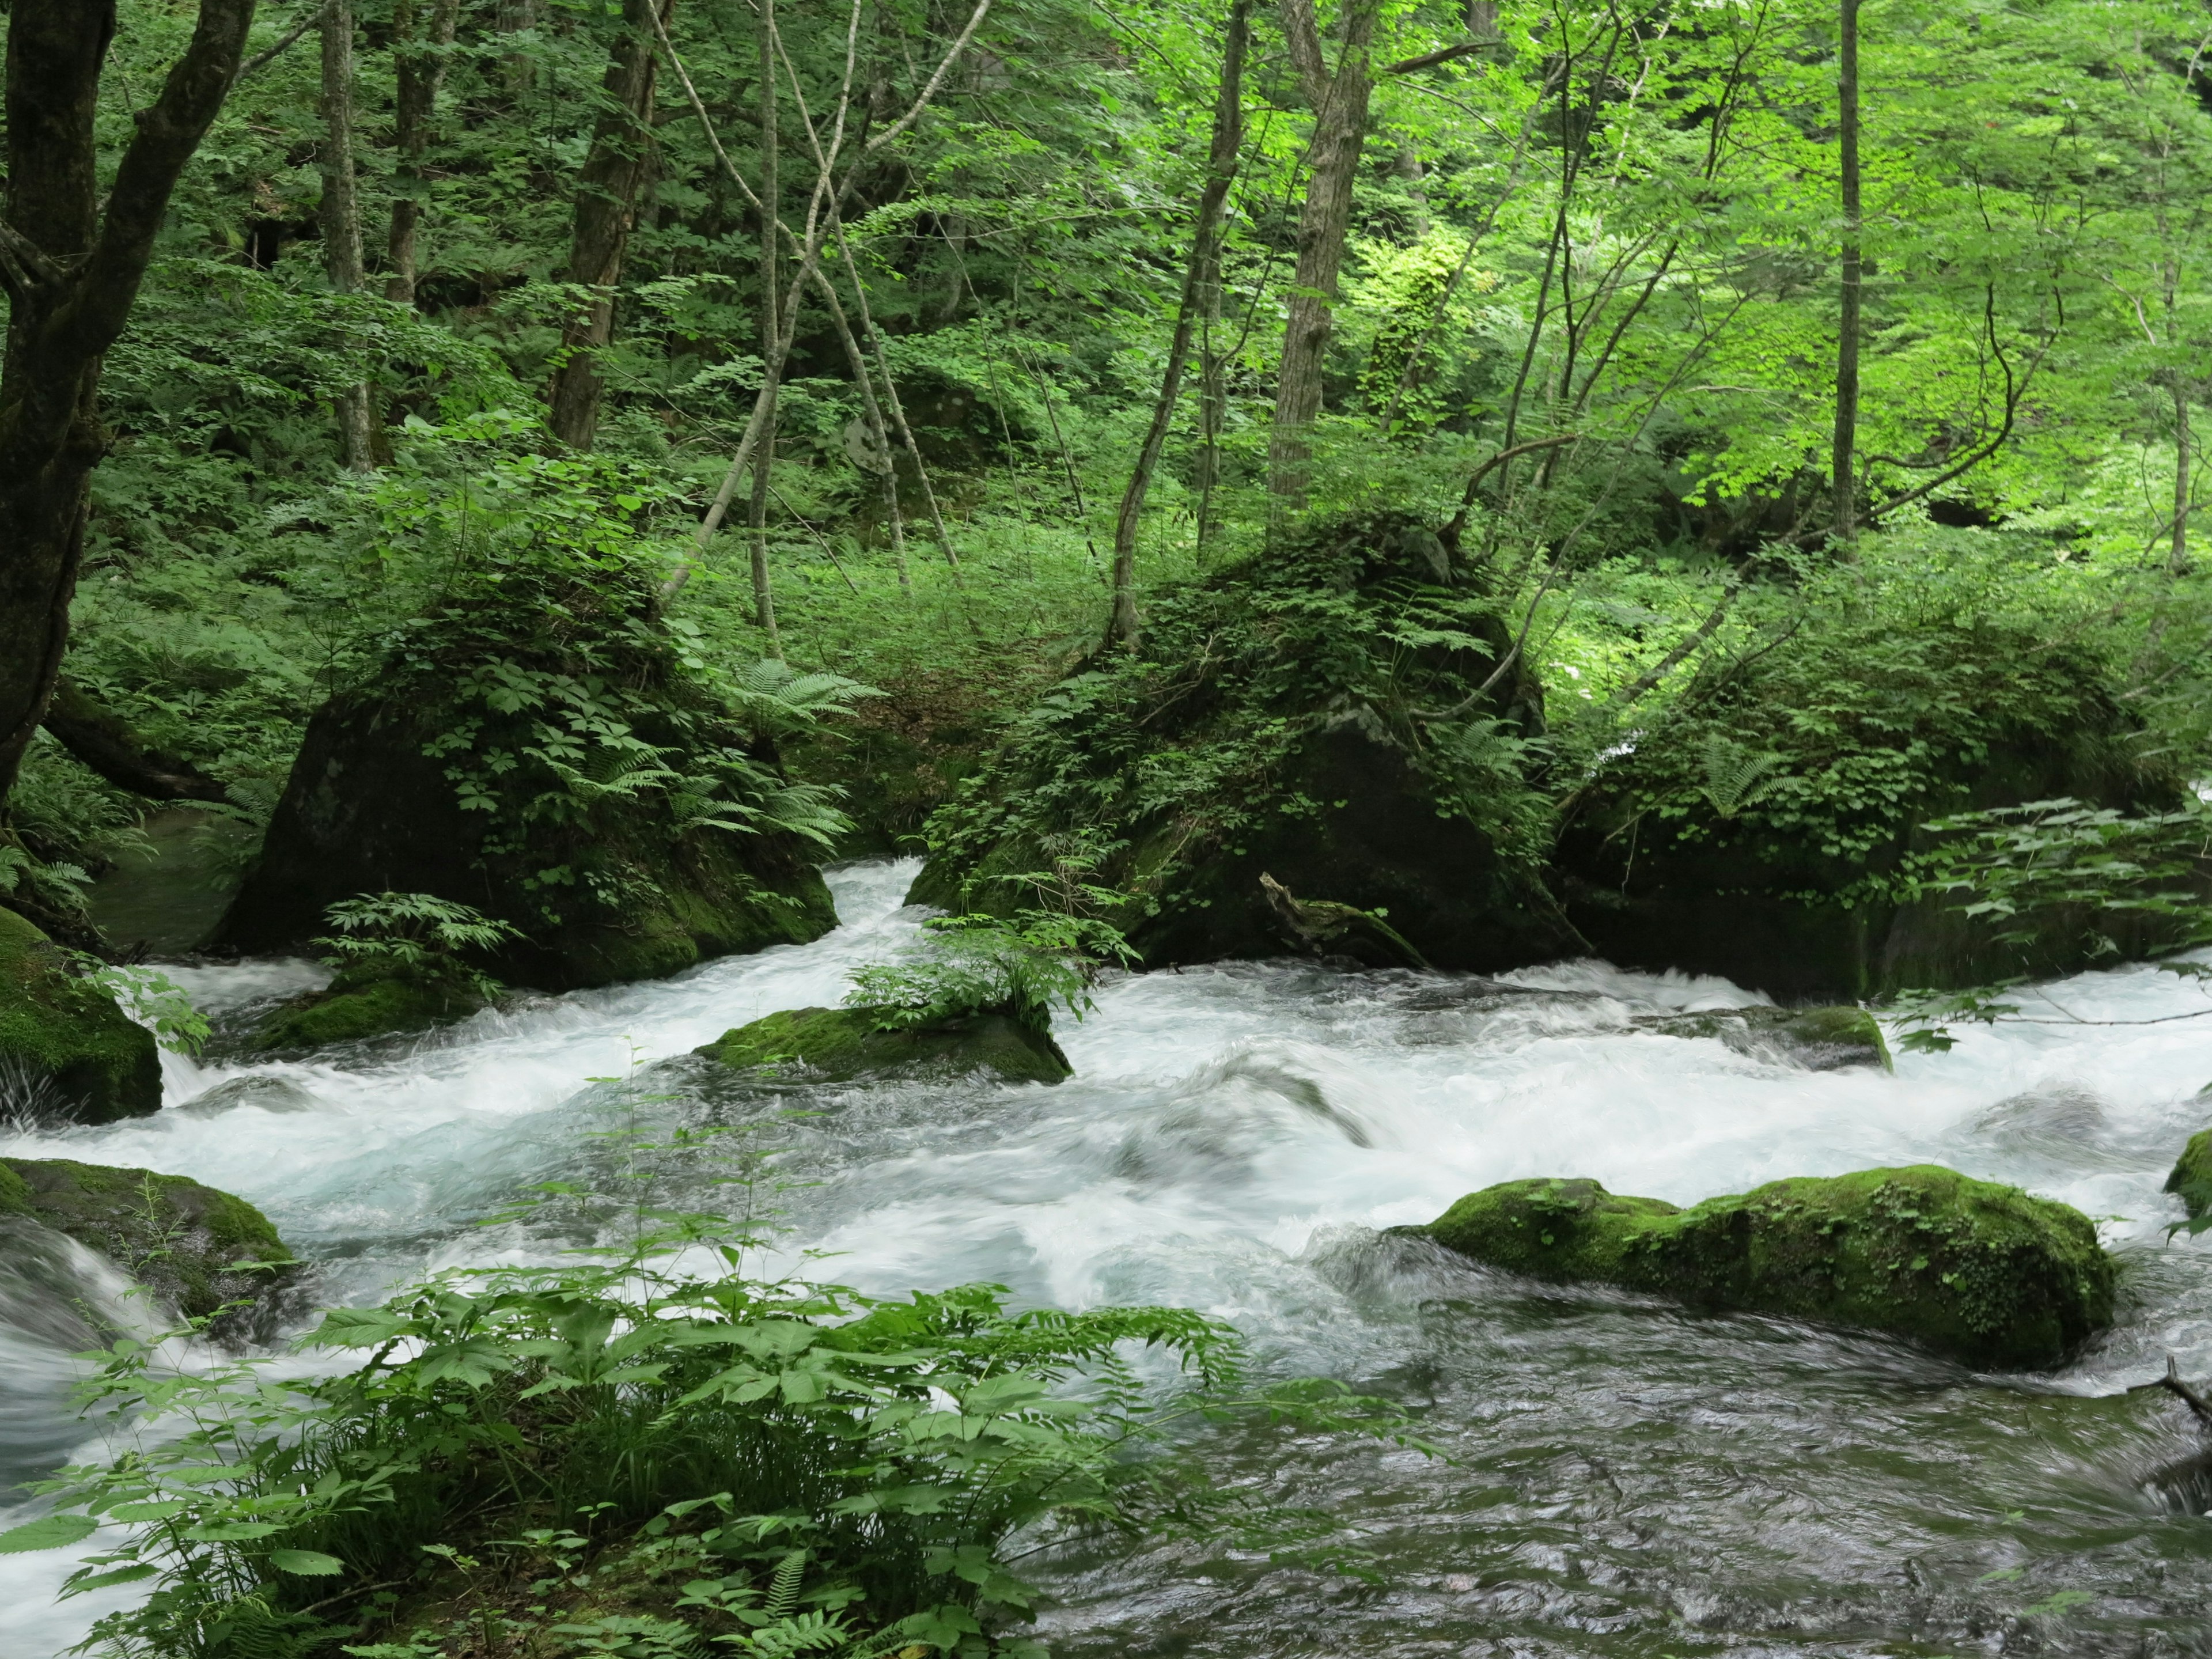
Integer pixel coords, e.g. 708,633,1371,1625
321,0,374,470
548,0,673,451
0,0,257,810
1110,0,1248,646
1270,0,1381,505
40,680,229,804
385,0,461,306
1830,0,1861,545
748,0,782,653
2172,379,2192,574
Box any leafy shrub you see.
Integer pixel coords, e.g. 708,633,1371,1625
312,893,525,1001
845,911,1135,1037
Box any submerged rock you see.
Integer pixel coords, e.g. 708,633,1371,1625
2167,1127,2212,1223
1633,1005,1891,1071
1419,1164,2113,1370
0,907,161,1124
0,1157,297,1327
695,1005,1072,1085
248,969,483,1053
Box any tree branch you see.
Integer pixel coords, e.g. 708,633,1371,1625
237,0,332,82
1382,40,1495,75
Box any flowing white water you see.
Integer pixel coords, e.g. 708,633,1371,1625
5,859,2211,1656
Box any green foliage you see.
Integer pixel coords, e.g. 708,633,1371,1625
846,910,1135,1037
312,892,524,1003
70,959,211,1057
10,1136,1418,1659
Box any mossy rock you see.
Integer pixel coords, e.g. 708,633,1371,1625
249,970,485,1053
0,907,161,1125
1420,1164,2114,1370
2166,1127,2212,1222
1634,1005,1891,1071
0,1156,297,1325
695,1005,1072,1085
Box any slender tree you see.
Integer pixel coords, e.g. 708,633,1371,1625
548,0,673,450
748,0,783,650
0,0,259,809
1109,0,1249,645
386,0,462,306
1270,0,1382,505
321,0,374,470
1831,0,1861,544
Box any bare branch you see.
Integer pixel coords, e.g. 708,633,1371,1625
237,0,333,82
865,0,997,154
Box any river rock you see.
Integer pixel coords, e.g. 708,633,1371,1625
2166,1127,2212,1224
1633,1005,1891,1071
695,1005,1073,1085
248,968,484,1053
1419,1164,2113,1369
0,907,161,1125
0,1157,297,1327
907,511,1582,971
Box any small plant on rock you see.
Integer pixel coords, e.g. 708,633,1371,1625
315,892,522,1000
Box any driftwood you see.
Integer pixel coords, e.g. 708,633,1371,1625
2157,1355,2212,1430
1259,872,1430,969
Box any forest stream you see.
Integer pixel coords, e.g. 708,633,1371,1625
3,860,2210,1657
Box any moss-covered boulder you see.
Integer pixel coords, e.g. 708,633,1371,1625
213,510,839,992
1549,567,2183,1001
1634,1005,1891,1071
2166,1127,2212,1222
695,1005,1072,1085
1420,1165,2114,1369
910,512,1581,971
0,907,161,1124
0,1157,296,1324
248,969,485,1053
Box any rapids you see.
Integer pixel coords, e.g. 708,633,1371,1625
5,858,2211,1656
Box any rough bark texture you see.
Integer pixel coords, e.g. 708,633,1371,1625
1268,0,1380,505
321,0,374,469
385,0,461,305
748,0,782,652
1109,0,1247,647
0,1,257,809
547,0,673,450
1830,0,1861,544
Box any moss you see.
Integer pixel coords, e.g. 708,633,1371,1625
0,907,161,1124
0,1156,296,1324
1635,1004,1891,1071
249,970,483,1053
1423,1164,2114,1370
2165,1127,2212,1222
695,1004,1073,1086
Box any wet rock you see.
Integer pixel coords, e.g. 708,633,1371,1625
695,1005,1072,1085
176,1075,319,1115
0,1156,297,1329
1633,1005,1891,1071
1418,1164,2114,1370
0,907,160,1125
248,968,484,1053
2166,1127,2212,1223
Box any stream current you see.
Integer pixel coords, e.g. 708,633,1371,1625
5,858,2212,1656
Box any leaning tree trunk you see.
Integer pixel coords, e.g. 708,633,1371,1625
0,0,257,809
1830,0,1861,546
385,0,461,306
548,0,673,450
321,0,374,470
1109,0,1249,646
1268,0,1381,506
747,0,782,652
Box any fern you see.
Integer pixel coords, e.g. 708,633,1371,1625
764,1550,806,1620
1697,734,1787,819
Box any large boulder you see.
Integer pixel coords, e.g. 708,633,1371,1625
248,967,484,1054
1633,1005,1891,1071
0,1157,296,1327
214,538,837,992
695,1005,1072,1085
0,908,161,1124
910,512,1582,971
1419,1164,2114,1369
1551,603,2182,1002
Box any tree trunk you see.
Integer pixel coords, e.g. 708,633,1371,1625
41,679,229,804
385,0,461,306
1830,0,1861,545
0,0,256,810
1269,0,1381,505
2173,378,2192,574
321,0,374,470
548,0,672,451
747,0,782,653
1110,0,1248,646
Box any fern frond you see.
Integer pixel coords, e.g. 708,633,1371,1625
1698,734,1787,819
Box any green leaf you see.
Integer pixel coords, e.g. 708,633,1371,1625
270,1548,347,1576
0,1513,98,1552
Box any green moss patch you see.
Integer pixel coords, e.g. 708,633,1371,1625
249,971,483,1053
696,1005,1072,1086
1422,1164,2113,1370
1634,1005,1891,1071
2166,1127,2212,1222
0,1156,296,1325
0,907,161,1124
